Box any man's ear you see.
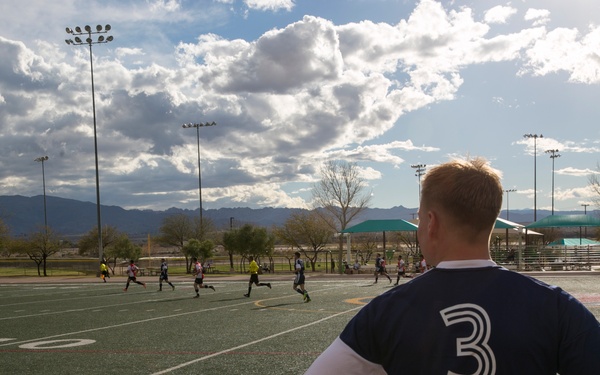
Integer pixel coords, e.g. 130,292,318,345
427,210,439,238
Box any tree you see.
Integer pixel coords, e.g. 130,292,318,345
78,225,123,274
223,224,274,272
589,165,600,208
157,213,194,272
0,218,9,256
274,210,335,271
78,225,121,258
19,227,62,276
105,234,142,273
182,238,215,266
312,160,372,273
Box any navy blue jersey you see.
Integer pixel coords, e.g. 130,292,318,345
295,258,305,274
160,262,168,276
340,267,600,374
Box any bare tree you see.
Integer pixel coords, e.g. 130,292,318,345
157,213,194,272
274,210,335,271
312,160,371,273
589,164,600,208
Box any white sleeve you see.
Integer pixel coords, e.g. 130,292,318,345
304,337,386,375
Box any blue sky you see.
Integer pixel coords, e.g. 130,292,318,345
1,0,600,214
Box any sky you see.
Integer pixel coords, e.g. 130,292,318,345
1,0,600,215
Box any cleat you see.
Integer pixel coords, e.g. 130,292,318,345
143,283,146,289
172,285,175,291
303,291,308,301
123,288,127,292
209,285,215,291
244,294,249,297
305,297,311,303
193,295,200,298
267,283,272,289
157,289,162,292
389,279,392,283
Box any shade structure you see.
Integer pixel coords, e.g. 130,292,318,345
494,217,521,229
547,238,600,246
525,214,600,229
342,219,418,233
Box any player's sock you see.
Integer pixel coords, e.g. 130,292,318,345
170,283,175,290
209,285,215,291
295,288,304,295
247,286,252,296
267,283,271,289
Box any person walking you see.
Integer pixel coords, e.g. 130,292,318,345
100,260,109,282
123,260,146,291
158,258,175,291
306,157,600,374
293,251,311,303
192,257,215,298
244,256,271,297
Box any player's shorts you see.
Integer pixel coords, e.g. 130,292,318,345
159,274,168,281
294,273,305,286
101,271,109,277
128,276,137,282
375,267,382,273
250,273,259,284
397,270,405,276
194,277,204,285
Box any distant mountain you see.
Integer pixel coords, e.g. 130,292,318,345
0,195,593,239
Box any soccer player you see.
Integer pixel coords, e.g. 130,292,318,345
373,253,391,283
158,258,175,291
244,255,271,297
306,157,600,374
418,254,427,273
192,257,215,298
393,255,406,285
123,260,146,291
292,251,310,303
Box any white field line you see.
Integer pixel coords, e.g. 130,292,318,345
151,305,363,375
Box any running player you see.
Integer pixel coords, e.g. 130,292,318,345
192,257,215,298
100,260,109,282
292,251,310,303
373,253,391,283
393,255,406,285
158,258,175,291
244,256,271,297
306,157,600,374
123,260,146,291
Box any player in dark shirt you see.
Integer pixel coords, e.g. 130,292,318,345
158,258,175,291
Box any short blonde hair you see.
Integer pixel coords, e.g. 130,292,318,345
421,157,502,233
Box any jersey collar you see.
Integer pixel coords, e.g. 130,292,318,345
436,259,497,269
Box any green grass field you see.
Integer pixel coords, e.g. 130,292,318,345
1,274,599,374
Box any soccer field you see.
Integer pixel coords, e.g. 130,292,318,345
1,274,599,375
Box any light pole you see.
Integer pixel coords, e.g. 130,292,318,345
582,203,590,215
504,189,516,220
582,203,590,237
545,149,561,215
65,25,113,263
523,134,543,221
34,156,49,232
182,122,217,227
411,164,426,206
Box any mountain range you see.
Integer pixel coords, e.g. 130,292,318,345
0,195,594,240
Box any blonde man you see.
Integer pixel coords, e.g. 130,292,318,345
307,157,600,374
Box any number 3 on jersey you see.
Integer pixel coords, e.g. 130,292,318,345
440,303,496,375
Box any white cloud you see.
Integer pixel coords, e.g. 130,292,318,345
244,0,295,12
524,8,551,26
484,5,518,24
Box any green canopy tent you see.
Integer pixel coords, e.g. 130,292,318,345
548,238,600,246
340,219,418,264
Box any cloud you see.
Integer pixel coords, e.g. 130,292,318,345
1,0,600,212
244,0,295,12
484,5,518,24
